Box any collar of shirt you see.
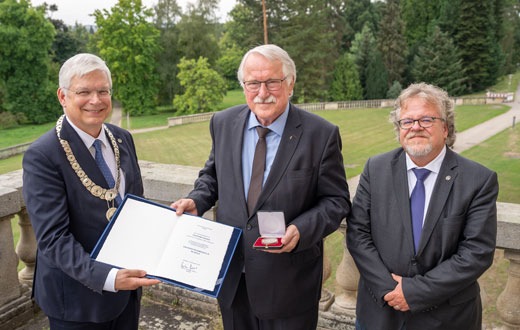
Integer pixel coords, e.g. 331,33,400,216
65,117,110,156
242,103,290,199
246,102,290,136
406,145,447,200
65,116,125,197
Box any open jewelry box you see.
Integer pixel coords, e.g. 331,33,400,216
252,211,285,250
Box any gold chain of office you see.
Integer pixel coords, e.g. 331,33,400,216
55,115,121,205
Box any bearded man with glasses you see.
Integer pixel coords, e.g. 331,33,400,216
172,44,351,329
347,82,498,330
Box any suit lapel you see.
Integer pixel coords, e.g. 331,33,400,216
254,105,302,213
233,107,250,213
104,124,130,192
418,148,458,254
391,150,416,254
61,118,110,189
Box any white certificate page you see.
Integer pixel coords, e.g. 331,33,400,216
94,198,233,291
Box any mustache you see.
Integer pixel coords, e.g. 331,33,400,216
406,132,428,139
253,95,276,104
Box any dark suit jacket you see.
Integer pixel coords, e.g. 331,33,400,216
347,147,498,330
187,104,351,319
22,117,144,322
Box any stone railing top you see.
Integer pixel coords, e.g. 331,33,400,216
497,202,520,251
1,164,519,251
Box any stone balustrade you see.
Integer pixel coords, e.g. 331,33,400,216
1,162,519,330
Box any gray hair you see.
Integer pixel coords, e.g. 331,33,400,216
237,44,296,87
59,53,112,94
390,82,456,147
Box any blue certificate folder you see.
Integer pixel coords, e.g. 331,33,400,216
91,194,242,298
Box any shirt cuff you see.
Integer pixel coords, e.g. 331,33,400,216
103,268,119,292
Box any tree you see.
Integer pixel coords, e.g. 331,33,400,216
330,53,363,101
0,0,58,124
216,42,244,90
176,0,221,65
377,0,408,88
154,0,182,104
267,0,339,102
386,80,402,99
93,0,161,116
365,50,388,99
343,0,380,49
411,26,466,96
350,23,377,98
173,57,226,114
500,0,520,74
450,0,503,92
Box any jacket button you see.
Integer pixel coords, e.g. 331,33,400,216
246,224,252,230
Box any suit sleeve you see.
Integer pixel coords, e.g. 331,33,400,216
291,126,351,250
347,158,398,306
403,170,498,311
22,145,112,294
187,116,219,215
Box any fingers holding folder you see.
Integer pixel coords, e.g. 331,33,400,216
115,269,161,291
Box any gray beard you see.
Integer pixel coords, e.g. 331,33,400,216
405,143,433,158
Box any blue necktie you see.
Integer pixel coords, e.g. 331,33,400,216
411,168,431,253
93,139,122,205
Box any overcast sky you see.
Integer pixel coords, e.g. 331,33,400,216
30,0,237,26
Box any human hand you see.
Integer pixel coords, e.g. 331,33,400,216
114,269,160,290
383,273,410,312
264,224,300,254
171,198,198,216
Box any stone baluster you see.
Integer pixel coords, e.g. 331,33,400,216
496,249,520,329
16,209,37,286
331,222,359,314
0,214,21,306
320,235,334,311
0,187,22,306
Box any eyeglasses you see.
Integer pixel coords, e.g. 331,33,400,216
397,116,444,130
242,76,288,93
63,88,112,98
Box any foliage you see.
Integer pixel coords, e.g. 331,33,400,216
216,43,243,90
343,0,381,49
500,0,520,74
153,0,182,105
365,50,388,99
94,0,161,116
173,57,226,114
411,26,466,96
265,0,339,102
226,2,264,49
377,0,408,87
350,23,388,99
0,0,59,124
330,53,363,101
386,81,402,99
176,0,221,66
451,0,504,92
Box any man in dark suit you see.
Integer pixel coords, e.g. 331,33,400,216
347,82,498,330
22,53,159,330
172,44,351,329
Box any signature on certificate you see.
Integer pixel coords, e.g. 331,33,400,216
181,260,199,273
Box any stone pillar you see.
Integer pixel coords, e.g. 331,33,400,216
320,235,334,311
0,187,22,306
496,249,520,329
16,209,37,286
331,222,359,314
0,214,21,306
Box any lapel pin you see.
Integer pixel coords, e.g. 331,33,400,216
117,138,123,144
445,175,451,181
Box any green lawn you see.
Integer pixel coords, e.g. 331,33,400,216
120,89,245,130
